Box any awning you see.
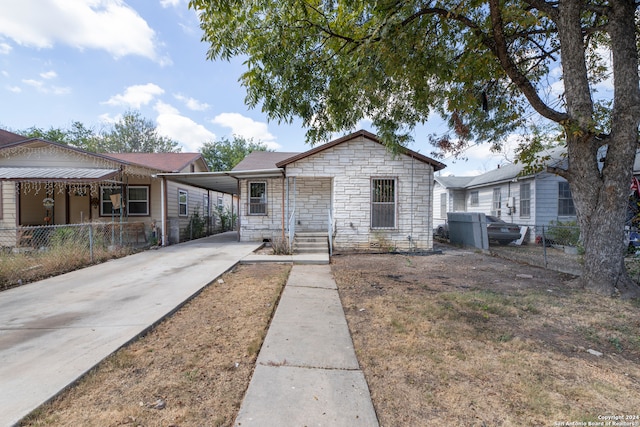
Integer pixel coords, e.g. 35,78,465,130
157,169,284,195
0,167,120,181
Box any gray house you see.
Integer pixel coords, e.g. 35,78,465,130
433,147,577,241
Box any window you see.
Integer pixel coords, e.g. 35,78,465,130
178,189,188,216
440,193,447,219
492,188,502,217
217,197,224,209
470,191,479,207
203,194,210,218
127,186,149,216
101,187,122,216
249,182,267,215
371,178,396,228
520,183,531,217
558,181,576,216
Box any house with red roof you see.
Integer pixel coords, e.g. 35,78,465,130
0,129,232,245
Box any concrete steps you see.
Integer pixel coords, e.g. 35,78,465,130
293,232,329,255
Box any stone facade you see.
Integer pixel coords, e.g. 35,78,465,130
238,133,437,251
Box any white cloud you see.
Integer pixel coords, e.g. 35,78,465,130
0,42,11,54
154,101,216,151
174,93,210,111
160,0,182,7
0,1,167,63
212,113,280,149
99,112,121,124
6,85,21,93
40,70,57,79
104,83,165,108
21,77,71,95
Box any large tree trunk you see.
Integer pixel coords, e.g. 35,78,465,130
557,0,640,298
567,134,639,298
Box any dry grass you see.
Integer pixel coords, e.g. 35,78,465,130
20,263,290,427
333,249,640,426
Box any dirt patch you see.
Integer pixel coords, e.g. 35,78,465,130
21,263,290,427
333,245,640,426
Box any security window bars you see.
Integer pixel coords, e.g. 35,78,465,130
249,182,267,215
371,178,396,229
520,183,531,217
558,182,576,216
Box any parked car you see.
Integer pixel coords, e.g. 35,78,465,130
486,215,521,245
433,215,521,245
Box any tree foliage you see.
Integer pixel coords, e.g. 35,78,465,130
191,0,640,297
99,110,180,153
200,135,271,171
16,111,180,153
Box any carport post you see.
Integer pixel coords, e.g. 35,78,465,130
160,176,167,246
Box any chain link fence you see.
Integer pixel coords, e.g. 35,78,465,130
0,222,151,290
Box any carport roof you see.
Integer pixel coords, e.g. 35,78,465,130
157,168,284,195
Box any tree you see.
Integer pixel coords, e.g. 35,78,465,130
100,110,180,153
19,126,69,144
190,0,640,297
200,135,271,171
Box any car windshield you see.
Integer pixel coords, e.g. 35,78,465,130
486,216,503,224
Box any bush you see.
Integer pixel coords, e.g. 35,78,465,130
546,220,580,246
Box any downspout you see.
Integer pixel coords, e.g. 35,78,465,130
161,176,167,246
236,179,240,241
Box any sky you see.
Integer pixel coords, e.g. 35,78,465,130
0,0,565,177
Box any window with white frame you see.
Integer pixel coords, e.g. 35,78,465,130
520,183,531,217
217,196,224,209
492,188,502,217
558,182,576,216
249,182,267,215
440,193,447,219
100,187,122,216
371,178,396,229
203,194,210,218
470,191,479,207
178,189,188,216
127,186,149,216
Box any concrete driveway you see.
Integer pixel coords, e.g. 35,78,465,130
0,232,260,426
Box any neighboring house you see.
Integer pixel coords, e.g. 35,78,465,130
433,147,577,240
232,130,446,251
0,129,232,245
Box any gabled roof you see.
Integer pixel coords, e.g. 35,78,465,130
434,175,475,189
233,151,301,171
275,129,447,171
0,129,27,146
104,152,208,173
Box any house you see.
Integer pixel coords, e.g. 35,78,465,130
157,130,446,252
0,129,233,245
433,147,577,241
232,130,446,252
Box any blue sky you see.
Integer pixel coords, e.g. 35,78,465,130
0,0,534,176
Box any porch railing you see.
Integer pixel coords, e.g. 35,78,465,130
327,208,333,256
288,209,296,252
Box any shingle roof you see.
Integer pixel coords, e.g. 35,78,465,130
0,129,28,146
232,151,301,171
104,152,206,172
276,129,447,171
435,176,475,188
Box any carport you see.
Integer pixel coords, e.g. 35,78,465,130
156,168,283,245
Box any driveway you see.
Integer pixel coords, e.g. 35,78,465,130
0,232,260,426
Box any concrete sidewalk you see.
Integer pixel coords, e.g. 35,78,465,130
0,232,260,427
234,265,379,427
